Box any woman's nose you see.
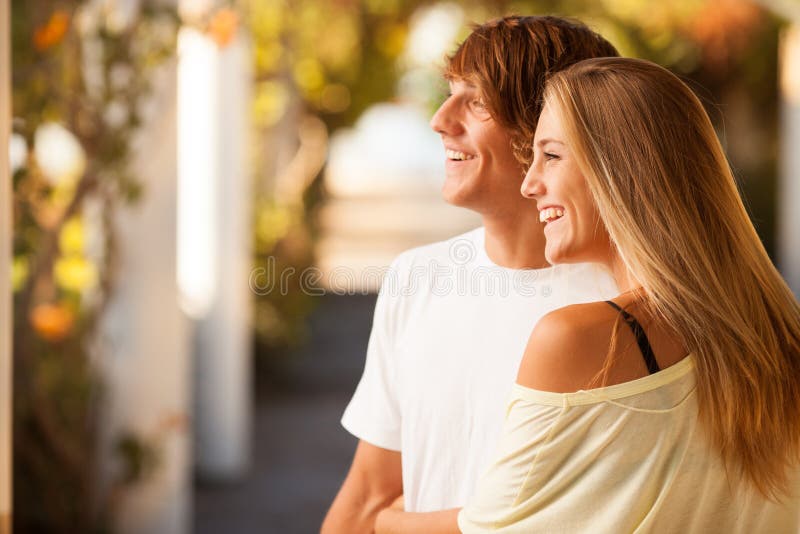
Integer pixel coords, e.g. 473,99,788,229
521,164,544,198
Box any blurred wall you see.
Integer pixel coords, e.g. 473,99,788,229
101,58,192,534
779,24,800,295
0,2,12,532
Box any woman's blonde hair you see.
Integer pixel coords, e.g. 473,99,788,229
544,57,800,500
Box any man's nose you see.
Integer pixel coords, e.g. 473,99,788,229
430,99,460,135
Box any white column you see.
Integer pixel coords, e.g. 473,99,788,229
0,1,12,533
177,28,252,478
101,59,191,534
779,24,800,296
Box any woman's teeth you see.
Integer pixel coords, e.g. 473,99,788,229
539,207,565,223
446,149,475,161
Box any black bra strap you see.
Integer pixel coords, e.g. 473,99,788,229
605,300,661,374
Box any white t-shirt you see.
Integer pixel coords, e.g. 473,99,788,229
458,355,800,533
341,227,618,512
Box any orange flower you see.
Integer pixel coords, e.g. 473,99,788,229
207,7,238,47
30,303,74,342
34,10,70,51
690,0,762,69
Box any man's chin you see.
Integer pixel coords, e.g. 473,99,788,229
441,191,465,208
441,182,474,209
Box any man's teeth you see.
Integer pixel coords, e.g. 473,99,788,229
446,149,476,161
539,207,565,223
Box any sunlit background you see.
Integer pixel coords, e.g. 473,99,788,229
3,0,800,532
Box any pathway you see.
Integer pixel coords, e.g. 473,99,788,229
194,294,376,534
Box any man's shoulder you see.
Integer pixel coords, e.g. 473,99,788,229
388,227,483,272
374,227,483,302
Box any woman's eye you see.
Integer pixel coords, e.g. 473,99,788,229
544,152,559,161
472,98,486,109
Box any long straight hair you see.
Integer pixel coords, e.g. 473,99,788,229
545,57,800,500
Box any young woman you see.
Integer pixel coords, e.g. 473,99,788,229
376,57,800,533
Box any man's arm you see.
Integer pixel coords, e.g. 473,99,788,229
374,508,461,534
321,440,403,533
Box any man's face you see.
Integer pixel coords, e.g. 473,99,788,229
429,79,525,216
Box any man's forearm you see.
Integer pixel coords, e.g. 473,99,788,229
322,441,403,533
374,508,461,534
322,489,399,534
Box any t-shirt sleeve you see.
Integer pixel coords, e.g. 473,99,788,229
458,390,565,532
340,259,405,451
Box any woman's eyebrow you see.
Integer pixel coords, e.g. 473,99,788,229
536,138,565,147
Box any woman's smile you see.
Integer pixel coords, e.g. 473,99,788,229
538,206,565,224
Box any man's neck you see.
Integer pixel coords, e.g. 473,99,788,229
482,211,549,269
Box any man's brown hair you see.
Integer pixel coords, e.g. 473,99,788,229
444,15,619,167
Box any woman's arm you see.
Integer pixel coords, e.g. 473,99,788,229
373,307,603,534
457,308,599,532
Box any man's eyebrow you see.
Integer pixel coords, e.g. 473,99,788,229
447,78,478,89
536,138,565,147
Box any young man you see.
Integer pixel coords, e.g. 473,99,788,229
322,16,619,533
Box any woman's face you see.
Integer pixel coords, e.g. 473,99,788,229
520,102,613,266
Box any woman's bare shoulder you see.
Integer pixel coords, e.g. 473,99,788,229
516,301,620,393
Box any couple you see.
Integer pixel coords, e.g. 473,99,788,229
323,15,800,533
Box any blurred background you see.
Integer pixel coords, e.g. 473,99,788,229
1,0,799,532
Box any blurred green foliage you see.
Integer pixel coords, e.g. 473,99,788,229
243,0,430,362
11,1,177,531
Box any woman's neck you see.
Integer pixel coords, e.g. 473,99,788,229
607,250,642,294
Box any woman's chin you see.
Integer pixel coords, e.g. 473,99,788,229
544,248,561,265
544,244,574,265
